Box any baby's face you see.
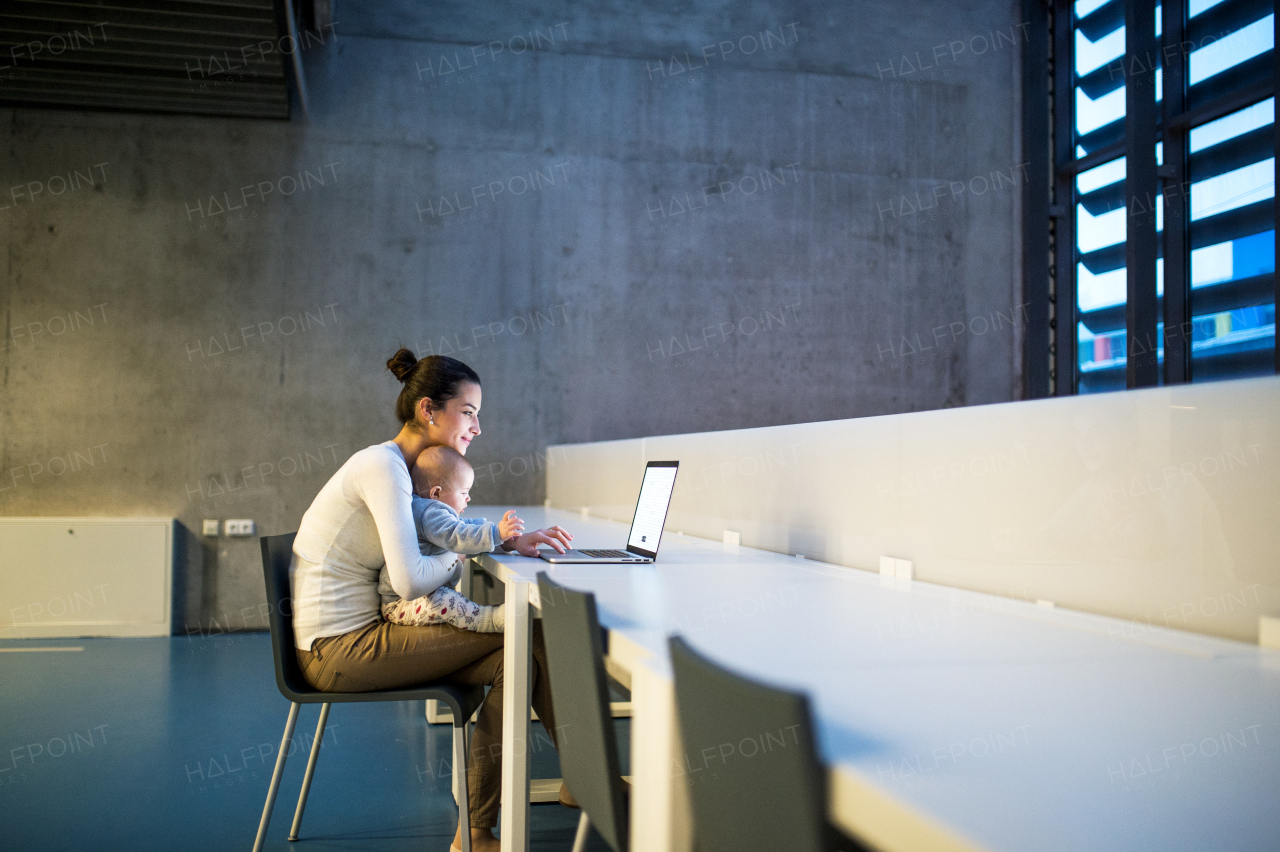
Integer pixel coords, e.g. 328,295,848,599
429,468,474,514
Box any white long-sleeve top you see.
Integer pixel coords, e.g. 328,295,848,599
290,441,461,650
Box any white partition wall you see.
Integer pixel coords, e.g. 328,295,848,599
547,377,1280,643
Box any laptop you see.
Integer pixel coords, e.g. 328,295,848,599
539,461,679,563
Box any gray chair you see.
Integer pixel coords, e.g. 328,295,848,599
536,572,629,852
254,533,485,852
668,634,835,852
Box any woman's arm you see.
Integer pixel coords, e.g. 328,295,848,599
355,452,460,600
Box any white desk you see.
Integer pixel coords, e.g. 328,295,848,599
469,507,1280,852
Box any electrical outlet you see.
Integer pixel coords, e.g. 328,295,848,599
880,556,913,580
225,519,255,537
202,520,220,537
1260,616,1280,650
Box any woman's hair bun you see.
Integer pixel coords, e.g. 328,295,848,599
387,351,481,425
386,348,419,383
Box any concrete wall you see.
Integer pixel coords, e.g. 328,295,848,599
0,0,1025,632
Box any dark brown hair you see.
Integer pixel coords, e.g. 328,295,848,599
386,349,481,425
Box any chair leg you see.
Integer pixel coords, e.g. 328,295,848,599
252,702,300,852
289,702,330,841
454,720,472,852
571,812,591,852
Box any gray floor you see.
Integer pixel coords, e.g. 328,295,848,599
0,634,624,852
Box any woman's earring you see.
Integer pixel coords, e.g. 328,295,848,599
429,418,435,425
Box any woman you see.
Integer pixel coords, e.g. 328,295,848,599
290,349,573,852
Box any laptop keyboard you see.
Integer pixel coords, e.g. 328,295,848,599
579,549,632,558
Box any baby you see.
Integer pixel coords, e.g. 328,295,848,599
378,446,523,632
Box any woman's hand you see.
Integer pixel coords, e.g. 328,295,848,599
501,525,574,557
498,510,524,542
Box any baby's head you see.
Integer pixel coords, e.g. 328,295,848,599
410,446,474,513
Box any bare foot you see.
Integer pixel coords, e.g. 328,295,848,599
450,823,500,852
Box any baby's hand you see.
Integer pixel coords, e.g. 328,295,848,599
498,509,525,542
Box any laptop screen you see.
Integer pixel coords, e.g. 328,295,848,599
627,462,679,557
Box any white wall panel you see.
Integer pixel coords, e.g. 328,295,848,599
547,377,1280,643
0,518,174,638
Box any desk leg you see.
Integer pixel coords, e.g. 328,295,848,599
629,657,693,852
499,577,532,852
459,556,474,599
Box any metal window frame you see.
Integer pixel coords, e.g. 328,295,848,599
1053,0,1078,395
1032,0,1280,393
1125,0,1161,388
1023,0,1054,399
1163,0,1192,383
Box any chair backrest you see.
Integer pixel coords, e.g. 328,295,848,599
536,572,629,852
668,635,827,852
260,532,311,701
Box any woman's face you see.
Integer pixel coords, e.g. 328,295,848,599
424,382,482,455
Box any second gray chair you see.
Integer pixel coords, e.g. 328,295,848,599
669,634,833,852
536,571,629,852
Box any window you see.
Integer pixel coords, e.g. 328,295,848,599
1033,0,1276,394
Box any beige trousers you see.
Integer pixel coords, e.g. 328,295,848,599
297,619,559,827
